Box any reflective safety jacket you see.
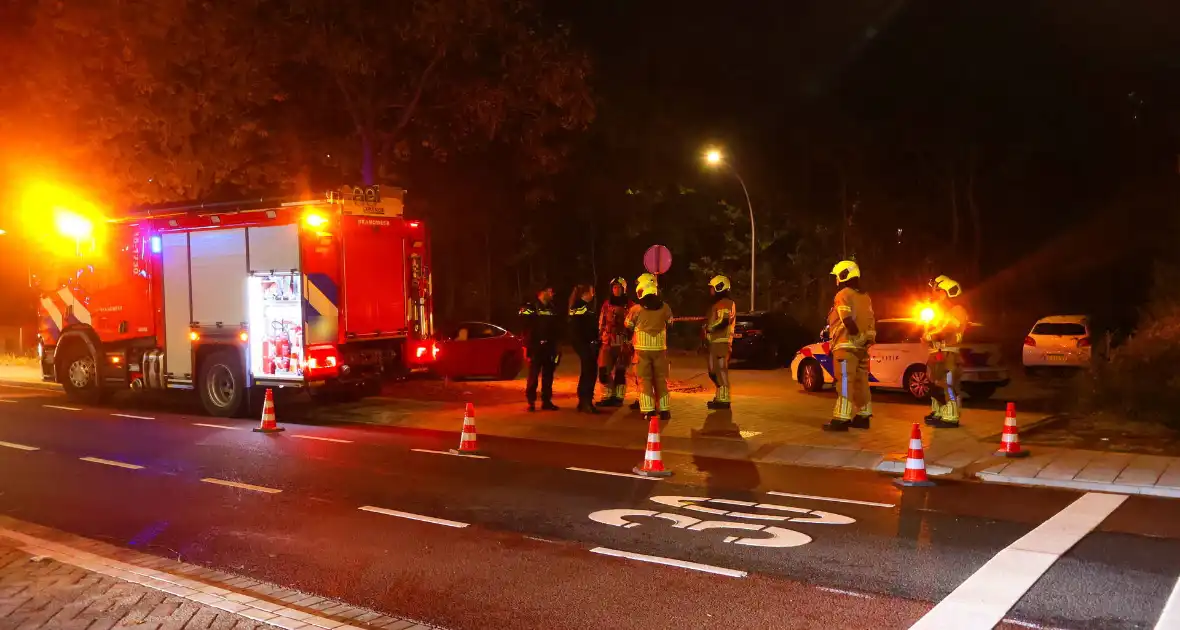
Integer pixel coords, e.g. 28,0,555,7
706,296,737,344
598,295,632,347
827,287,875,351
519,299,562,350
626,294,674,351
926,302,968,353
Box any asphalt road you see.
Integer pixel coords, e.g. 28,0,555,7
0,383,1178,629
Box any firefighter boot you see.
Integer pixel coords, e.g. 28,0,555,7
930,401,960,428
630,400,641,411
822,419,851,432
659,410,672,421
541,401,560,412
527,402,536,413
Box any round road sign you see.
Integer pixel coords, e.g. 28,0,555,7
644,245,672,275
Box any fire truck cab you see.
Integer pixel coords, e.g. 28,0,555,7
33,186,434,416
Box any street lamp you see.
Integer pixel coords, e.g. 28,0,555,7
703,148,756,312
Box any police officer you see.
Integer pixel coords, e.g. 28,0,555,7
924,275,969,428
626,280,674,421
705,275,736,409
519,286,561,412
823,261,876,432
596,277,632,407
568,284,599,414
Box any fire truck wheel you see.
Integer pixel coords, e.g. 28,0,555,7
60,345,106,404
198,349,247,417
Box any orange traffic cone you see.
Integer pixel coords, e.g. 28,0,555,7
253,389,284,433
894,422,934,487
995,402,1030,458
451,403,480,455
633,415,672,478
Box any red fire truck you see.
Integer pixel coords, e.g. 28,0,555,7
32,185,435,416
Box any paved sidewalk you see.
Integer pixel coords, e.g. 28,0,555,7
0,516,433,630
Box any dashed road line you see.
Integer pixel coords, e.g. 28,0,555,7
767,491,895,508
1156,575,1180,630
290,434,353,444
0,399,17,403
200,478,282,494
358,506,469,528
0,441,39,451
911,491,1127,630
42,405,81,411
111,413,155,420
191,423,242,430
567,467,660,481
79,457,144,470
411,448,488,459
590,547,747,578
816,586,874,599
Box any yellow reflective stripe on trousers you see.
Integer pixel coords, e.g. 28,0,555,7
634,330,666,350
710,338,731,344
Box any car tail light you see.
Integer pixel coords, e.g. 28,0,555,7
1078,337,1091,348
744,329,763,336
431,342,440,359
1024,336,1036,347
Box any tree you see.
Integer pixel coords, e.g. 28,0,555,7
280,0,595,186
1,0,287,204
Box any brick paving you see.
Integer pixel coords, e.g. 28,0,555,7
0,519,436,630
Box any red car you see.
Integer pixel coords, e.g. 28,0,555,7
434,322,525,380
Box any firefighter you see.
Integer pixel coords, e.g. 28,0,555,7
568,284,599,414
626,281,674,421
519,286,561,412
705,275,737,409
822,260,876,432
596,277,632,407
628,273,659,411
924,275,969,429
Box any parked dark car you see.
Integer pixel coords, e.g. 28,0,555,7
433,321,525,380
729,311,811,368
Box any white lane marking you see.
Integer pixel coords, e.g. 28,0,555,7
200,478,282,494
1156,575,1180,630
411,448,489,459
358,506,469,529
0,399,17,403
290,434,353,444
79,457,143,470
0,441,39,451
192,423,242,430
767,490,895,508
590,547,747,578
817,586,874,599
111,413,155,420
911,492,1127,630
43,405,81,411
567,466,659,480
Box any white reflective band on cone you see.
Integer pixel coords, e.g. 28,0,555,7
906,458,925,469
647,433,659,441
1002,434,1017,443
910,439,923,450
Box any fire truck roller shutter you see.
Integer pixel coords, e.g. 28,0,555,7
161,233,193,378
189,229,248,328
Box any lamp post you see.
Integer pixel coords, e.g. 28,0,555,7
704,149,756,312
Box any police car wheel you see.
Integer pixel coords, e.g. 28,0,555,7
905,366,931,400
800,360,825,392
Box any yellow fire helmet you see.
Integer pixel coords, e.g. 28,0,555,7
708,275,730,292
831,260,860,283
931,275,962,299
638,283,659,299
637,272,657,288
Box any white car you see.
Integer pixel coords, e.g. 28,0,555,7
789,317,1010,401
1022,315,1091,371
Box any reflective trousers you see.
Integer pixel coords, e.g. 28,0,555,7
636,349,670,413
597,343,630,400
927,351,963,423
832,348,871,421
707,342,732,403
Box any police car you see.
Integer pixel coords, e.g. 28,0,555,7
789,317,1010,400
